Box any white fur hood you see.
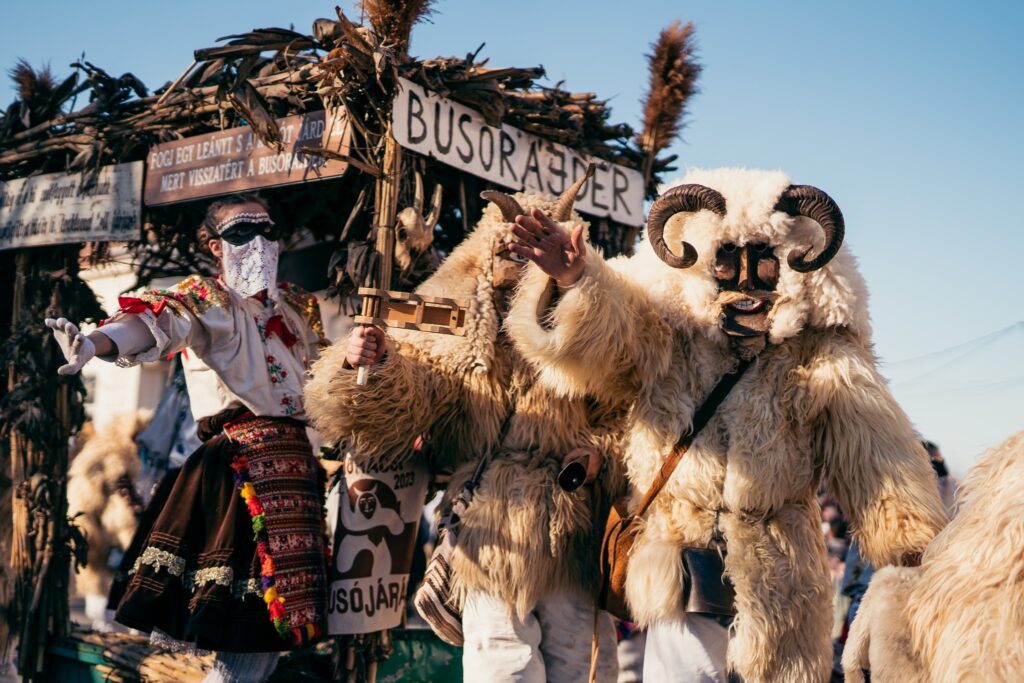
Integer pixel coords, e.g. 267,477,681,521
617,167,871,343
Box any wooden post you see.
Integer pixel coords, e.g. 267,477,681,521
334,9,465,679
356,125,402,385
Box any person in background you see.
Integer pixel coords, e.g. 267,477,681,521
46,194,328,683
922,440,957,514
819,494,853,682
304,184,626,682
66,413,149,630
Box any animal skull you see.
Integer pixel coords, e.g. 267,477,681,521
394,171,443,275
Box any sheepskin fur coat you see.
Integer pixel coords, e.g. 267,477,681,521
305,194,628,616
843,429,1024,683
67,413,148,599
507,168,948,682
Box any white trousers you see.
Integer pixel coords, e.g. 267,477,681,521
616,628,646,683
462,589,618,683
644,614,729,683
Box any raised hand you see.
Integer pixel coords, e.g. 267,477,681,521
345,325,386,368
509,208,586,288
45,317,97,375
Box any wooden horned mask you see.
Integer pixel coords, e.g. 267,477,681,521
646,183,845,343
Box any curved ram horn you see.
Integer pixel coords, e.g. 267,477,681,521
552,162,596,221
646,184,727,268
480,190,526,223
773,185,845,272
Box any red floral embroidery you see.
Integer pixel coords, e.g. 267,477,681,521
100,296,167,326
265,315,298,347
267,355,286,385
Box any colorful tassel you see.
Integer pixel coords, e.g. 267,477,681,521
232,452,290,641
274,619,291,638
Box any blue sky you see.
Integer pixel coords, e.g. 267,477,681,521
3,1,1021,471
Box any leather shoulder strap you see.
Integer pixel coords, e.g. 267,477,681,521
469,411,515,489
634,359,752,518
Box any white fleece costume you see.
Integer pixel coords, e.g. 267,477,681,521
508,168,948,682
305,191,625,682
843,429,1024,683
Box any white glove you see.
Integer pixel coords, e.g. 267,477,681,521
45,317,96,375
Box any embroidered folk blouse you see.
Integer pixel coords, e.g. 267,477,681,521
99,275,326,421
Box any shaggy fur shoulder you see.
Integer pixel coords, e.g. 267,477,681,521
797,329,948,566
306,189,587,468
305,341,460,465
392,191,590,374
844,430,1024,682
305,205,508,463
507,254,677,403
908,430,1024,680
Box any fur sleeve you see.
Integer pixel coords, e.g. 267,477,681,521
805,332,947,567
506,251,672,403
304,339,461,468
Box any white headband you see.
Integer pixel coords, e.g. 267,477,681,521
212,211,275,235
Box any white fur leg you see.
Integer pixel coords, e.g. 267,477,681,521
624,536,684,627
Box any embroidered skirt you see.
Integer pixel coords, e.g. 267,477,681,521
114,412,328,652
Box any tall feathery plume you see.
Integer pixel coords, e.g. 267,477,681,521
10,59,56,103
638,20,701,187
357,0,436,47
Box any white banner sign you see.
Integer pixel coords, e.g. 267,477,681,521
393,78,645,226
326,453,429,634
0,161,143,251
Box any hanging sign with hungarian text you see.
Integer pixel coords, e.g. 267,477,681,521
392,77,644,226
0,161,143,251
144,108,350,205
